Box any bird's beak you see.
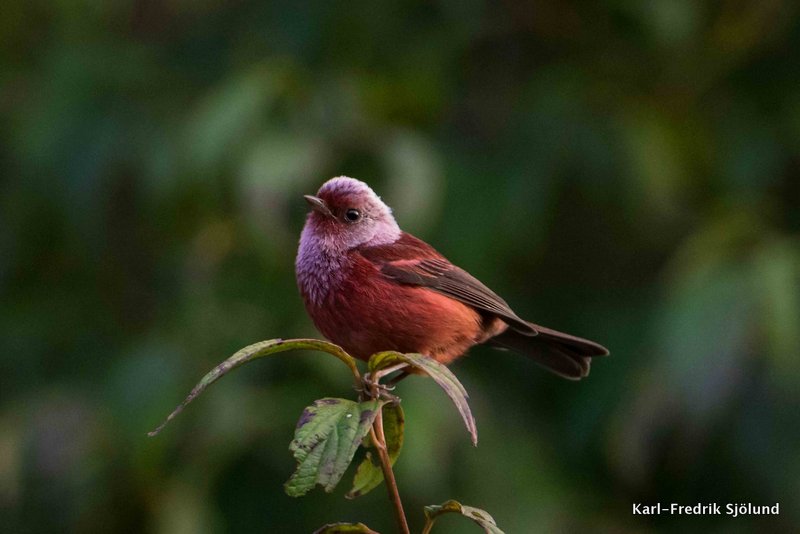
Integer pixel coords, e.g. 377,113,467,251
304,195,334,218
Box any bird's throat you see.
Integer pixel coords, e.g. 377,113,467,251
296,228,348,306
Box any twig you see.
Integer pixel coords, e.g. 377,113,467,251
369,383,410,534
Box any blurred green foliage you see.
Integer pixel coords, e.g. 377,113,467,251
1,1,799,533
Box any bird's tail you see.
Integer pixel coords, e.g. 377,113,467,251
487,323,609,380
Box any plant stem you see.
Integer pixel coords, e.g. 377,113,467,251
370,401,410,534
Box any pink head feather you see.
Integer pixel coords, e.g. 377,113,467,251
296,177,401,304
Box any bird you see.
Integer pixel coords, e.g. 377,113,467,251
295,176,608,380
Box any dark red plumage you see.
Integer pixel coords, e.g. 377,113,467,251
296,177,608,379
306,232,505,364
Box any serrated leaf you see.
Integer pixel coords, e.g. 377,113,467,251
369,351,477,445
148,338,360,436
285,398,381,497
423,500,504,534
312,522,380,534
346,403,404,499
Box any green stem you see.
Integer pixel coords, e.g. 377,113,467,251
369,386,410,534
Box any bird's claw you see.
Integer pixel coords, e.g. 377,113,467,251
357,373,400,404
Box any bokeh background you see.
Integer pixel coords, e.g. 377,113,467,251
2,1,799,533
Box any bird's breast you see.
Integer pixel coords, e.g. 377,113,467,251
298,253,493,363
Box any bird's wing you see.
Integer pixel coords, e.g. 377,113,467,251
358,233,537,335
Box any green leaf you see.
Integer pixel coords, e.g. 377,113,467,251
423,500,504,534
369,351,477,445
148,338,361,437
346,403,405,499
285,398,381,497
312,522,380,534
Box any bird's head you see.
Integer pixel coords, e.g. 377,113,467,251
302,176,401,252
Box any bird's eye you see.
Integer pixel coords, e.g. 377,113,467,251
344,209,361,222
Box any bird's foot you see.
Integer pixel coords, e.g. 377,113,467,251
357,373,400,405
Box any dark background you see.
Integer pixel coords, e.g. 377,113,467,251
2,1,799,533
